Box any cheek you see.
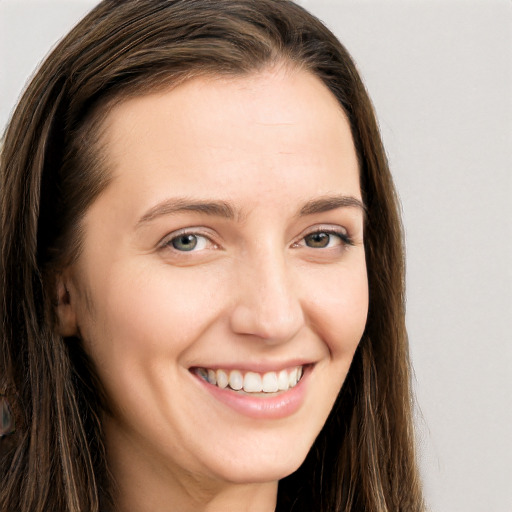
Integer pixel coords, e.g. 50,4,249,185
303,261,368,357
76,262,227,430
83,262,224,361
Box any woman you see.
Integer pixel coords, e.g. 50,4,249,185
0,1,424,510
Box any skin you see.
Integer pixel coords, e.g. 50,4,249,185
57,65,368,512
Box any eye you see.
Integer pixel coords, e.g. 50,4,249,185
166,233,210,252
299,229,352,249
304,232,335,248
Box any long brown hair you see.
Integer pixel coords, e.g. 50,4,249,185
0,1,424,510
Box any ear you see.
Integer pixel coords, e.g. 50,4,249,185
55,272,79,337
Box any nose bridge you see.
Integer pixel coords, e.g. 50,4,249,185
230,243,304,342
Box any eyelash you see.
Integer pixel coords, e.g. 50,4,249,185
160,226,353,254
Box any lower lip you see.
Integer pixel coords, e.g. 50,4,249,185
191,367,311,420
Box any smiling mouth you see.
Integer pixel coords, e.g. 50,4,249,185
192,366,305,394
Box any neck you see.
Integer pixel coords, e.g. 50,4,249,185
114,472,278,512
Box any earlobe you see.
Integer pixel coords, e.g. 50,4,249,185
55,273,78,337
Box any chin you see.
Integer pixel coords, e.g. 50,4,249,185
206,444,309,485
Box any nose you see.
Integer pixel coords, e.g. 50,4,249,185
229,249,305,344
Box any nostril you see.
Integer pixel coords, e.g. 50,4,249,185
230,255,304,341
229,300,304,343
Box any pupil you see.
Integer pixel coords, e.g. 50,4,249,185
172,234,197,251
307,232,329,248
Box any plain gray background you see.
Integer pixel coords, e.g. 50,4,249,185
1,1,511,511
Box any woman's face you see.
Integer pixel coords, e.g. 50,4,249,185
60,66,368,493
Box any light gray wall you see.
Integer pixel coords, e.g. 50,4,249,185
1,1,511,511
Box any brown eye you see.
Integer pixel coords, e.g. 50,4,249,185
304,232,332,248
301,230,351,249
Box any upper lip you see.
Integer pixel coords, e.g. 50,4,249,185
189,359,314,373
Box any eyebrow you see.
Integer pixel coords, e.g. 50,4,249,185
298,195,367,217
138,198,239,225
137,194,366,226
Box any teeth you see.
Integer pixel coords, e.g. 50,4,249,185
262,372,278,392
278,370,289,391
288,367,298,387
207,369,217,386
243,372,262,392
197,367,208,381
228,370,243,391
216,369,228,389
196,366,304,393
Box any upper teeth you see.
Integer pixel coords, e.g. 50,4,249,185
196,366,304,393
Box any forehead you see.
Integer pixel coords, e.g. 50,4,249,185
93,67,361,215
